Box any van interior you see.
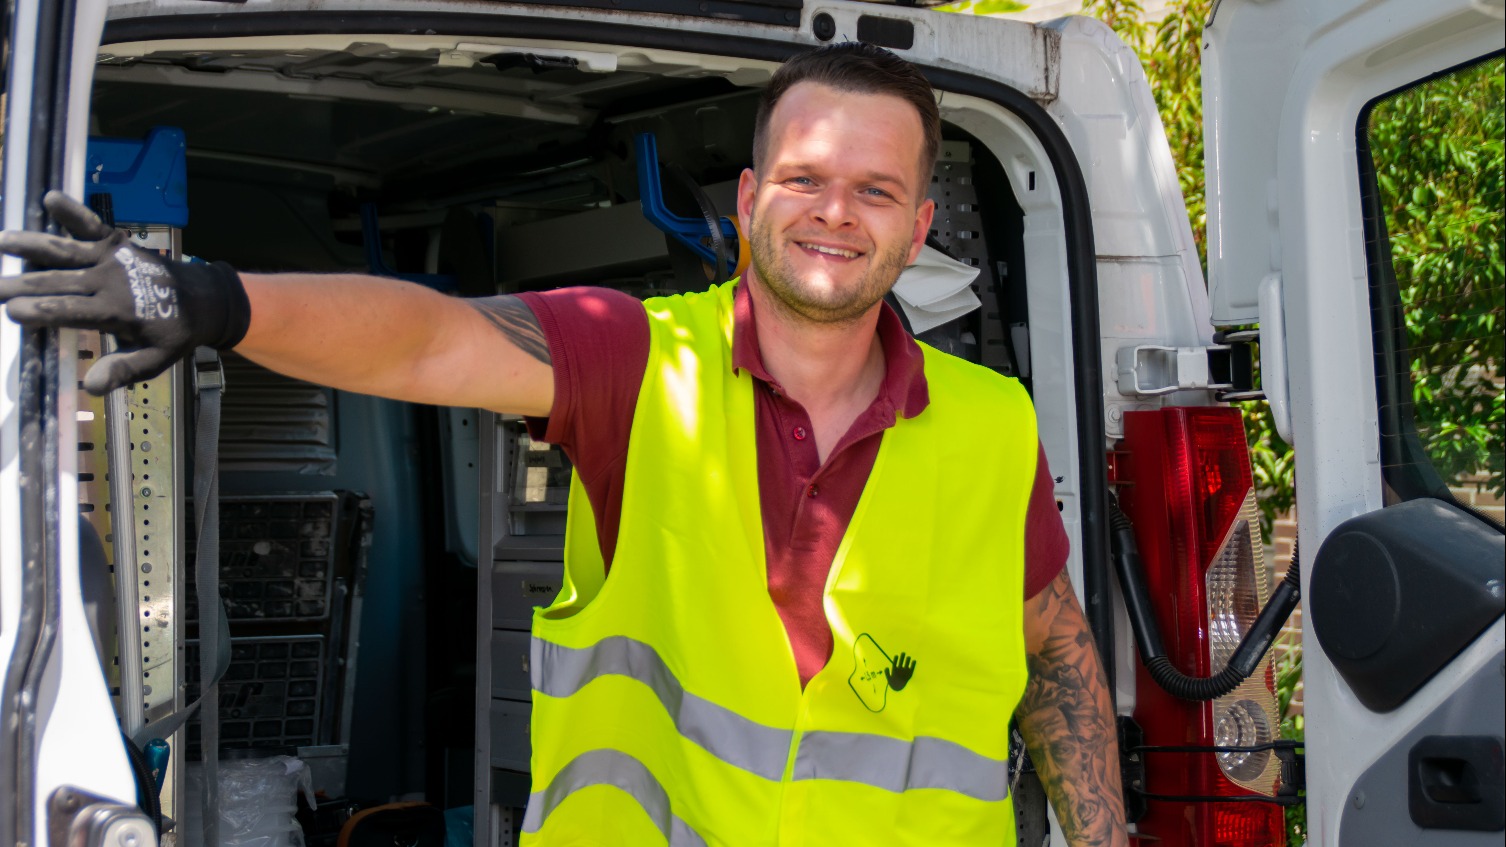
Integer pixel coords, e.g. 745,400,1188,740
84,34,1040,841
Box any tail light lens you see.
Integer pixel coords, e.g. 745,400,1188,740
1119,407,1285,847
1207,489,1281,793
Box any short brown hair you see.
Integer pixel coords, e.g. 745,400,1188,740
752,42,941,190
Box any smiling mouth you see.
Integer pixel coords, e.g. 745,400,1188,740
797,241,863,259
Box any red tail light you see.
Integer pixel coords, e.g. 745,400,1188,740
1118,407,1285,847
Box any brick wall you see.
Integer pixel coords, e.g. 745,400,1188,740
1451,476,1506,525
1266,514,1303,716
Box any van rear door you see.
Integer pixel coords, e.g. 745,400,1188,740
1203,1,1504,843
0,2,140,846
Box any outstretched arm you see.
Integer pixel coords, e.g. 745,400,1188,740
238,274,554,415
0,191,554,413
1017,570,1128,847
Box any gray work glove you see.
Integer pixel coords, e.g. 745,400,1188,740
0,190,250,395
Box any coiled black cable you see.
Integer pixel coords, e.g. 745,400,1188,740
122,730,164,835
1110,498,1301,701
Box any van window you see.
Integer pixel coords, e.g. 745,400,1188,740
1360,54,1504,511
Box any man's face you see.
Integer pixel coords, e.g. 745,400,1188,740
738,82,935,325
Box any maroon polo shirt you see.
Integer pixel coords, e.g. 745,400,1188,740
519,283,1068,686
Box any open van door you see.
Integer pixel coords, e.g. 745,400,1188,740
0,2,144,847
1203,0,1505,844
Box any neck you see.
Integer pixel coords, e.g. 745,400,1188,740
744,270,887,417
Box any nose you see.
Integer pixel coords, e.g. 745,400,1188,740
809,186,856,230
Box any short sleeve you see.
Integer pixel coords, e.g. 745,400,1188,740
514,287,650,571
1023,441,1070,598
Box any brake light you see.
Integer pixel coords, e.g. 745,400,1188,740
1119,407,1285,847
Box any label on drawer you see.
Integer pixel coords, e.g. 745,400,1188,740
493,560,564,630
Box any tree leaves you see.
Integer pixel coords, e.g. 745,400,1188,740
1371,59,1505,498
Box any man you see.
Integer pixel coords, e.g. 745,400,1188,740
1,43,1125,846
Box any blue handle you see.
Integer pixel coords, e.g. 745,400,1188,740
144,738,170,794
635,132,739,277
85,127,189,228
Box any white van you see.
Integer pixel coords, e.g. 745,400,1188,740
1,1,1501,846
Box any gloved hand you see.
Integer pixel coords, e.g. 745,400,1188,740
0,190,250,395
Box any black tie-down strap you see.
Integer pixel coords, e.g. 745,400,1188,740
130,348,230,847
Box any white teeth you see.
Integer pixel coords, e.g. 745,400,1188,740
800,242,859,258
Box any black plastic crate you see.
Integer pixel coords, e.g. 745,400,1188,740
186,635,325,757
185,492,369,762
186,495,342,623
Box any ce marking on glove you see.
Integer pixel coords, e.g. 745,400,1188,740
114,246,179,320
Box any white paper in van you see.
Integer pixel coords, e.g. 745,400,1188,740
890,244,983,335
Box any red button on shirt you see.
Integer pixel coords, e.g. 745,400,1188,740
519,282,1069,687
793,426,807,441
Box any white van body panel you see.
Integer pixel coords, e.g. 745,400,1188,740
1203,0,1504,323
1,2,139,845
1044,15,1214,426
0,0,43,711
1204,0,1504,842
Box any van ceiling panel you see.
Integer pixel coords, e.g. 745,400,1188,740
93,43,753,113
91,76,573,185
467,0,803,26
90,44,748,193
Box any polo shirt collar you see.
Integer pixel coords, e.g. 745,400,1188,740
730,279,930,420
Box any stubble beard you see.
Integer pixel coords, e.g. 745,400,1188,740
747,212,911,326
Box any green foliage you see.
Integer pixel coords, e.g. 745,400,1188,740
1273,631,1307,846
935,0,1031,14
1368,59,1506,499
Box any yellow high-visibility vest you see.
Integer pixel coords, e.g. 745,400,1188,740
522,280,1037,846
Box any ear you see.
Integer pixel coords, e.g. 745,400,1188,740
737,167,758,224
907,198,935,265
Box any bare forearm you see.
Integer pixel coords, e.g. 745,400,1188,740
234,273,552,413
1018,572,1128,847
237,273,452,393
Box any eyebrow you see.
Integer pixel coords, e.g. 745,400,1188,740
863,171,909,191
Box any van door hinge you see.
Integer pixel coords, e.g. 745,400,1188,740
1115,330,1261,401
47,787,156,847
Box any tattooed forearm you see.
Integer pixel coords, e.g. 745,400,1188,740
465,295,551,365
1017,571,1128,847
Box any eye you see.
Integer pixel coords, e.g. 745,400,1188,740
863,187,893,199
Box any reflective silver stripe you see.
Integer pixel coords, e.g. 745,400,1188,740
532,636,793,780
792,731,1011,803
522,749,708,846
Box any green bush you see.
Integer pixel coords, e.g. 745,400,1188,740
1366,59,1505,500
1272,630,1306,845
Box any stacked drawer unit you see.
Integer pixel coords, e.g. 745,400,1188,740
488,420,572,806
185,492,370,760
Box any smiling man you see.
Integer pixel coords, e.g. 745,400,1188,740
0,42,1125,847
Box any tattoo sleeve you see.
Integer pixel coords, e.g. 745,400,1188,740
1017,571,1128,847
465,294,551,365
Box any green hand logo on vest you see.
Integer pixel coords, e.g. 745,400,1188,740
849,633,917,712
